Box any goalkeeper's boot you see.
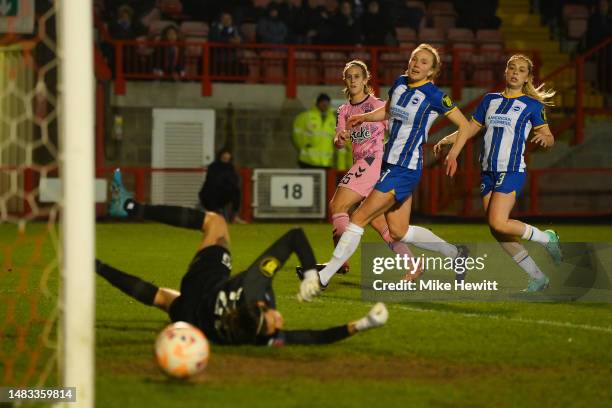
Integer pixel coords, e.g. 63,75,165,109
109,168,133,218
296,264,328,290
454,245,470,283
543,230,563,265
523,275,550,292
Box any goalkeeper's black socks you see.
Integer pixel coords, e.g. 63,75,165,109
124,199,205,230
95,260,158,306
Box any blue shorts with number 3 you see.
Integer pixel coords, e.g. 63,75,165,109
480,171,527,198
374,163,422,202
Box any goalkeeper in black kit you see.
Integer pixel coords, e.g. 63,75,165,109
96,169,388,346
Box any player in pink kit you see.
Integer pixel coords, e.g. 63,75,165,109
328,60,419,279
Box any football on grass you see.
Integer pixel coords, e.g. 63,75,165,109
155,322,210,378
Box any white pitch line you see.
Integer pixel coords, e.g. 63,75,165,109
281,295,612,334
394,304,612,334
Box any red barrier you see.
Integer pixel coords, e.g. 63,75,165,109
4,166,612,219
108,40,542,101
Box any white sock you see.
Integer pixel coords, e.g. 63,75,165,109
319,223,364,286
521,224,550,244
512,250,545,279
402,225,458,258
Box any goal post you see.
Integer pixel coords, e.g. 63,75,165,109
59,0,95,407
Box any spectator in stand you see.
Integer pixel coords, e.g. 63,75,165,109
269,0,290,21
394,0,425,30
198,148,244,223
210,11,242,44
108,4,145,39
210,11,243,75
287,0,310,43
256,5,289,44
455,0,501,31
317,0,341,44
102,4,147,75
333,1,363,45
584,0,612,99
303,0,327,44
361,0,395,46
153,24,186,80
585,0,612,49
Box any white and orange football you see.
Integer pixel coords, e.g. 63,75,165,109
154,321,210,378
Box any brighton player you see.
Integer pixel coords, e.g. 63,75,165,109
328,60,418,278
97,170,388,346
434,54,562,292
299,44,471,299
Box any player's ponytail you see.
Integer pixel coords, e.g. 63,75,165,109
342,60,373,99
406,43,442,80
507,54,556,106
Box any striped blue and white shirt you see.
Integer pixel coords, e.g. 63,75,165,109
472,93,548,173
384,77,457,170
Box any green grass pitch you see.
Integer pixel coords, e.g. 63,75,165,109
2,222,612,407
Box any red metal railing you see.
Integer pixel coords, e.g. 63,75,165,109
4,166,611,220
108,39,541,101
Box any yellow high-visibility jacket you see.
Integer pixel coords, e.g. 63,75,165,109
292,106,351,169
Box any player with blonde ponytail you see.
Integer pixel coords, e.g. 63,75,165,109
434,54,563,292
323,59,417,277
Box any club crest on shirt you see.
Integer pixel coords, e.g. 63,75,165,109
442,94,454,109
411,97,420,105
362,102,374,113
259,257,280,277
540,108,547,122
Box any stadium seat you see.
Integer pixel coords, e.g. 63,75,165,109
404,0,426,13
562,4,590,20
253,0,271,8
399,42,417,50
140,7,161,29
432,15,456,30
241,23,257,44
159,0,183,17
321,51,347,85
149,20,176,38
567,18,589,40
427,1,455,16
349,51,371,62
180,21,209,38
476,29,503,45
428,1,456,29
417,27,445,47
184,37,206,76
447,28,474,44
261,50,287,83
295,50,319,84
379,51,411,85
395,27,417,43
239,49,260,83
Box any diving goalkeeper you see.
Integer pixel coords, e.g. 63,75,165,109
96,169,387,346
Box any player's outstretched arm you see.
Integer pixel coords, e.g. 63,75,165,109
281,303,389,345
346,100,389,129
433,119,482,156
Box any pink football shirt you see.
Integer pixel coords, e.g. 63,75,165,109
336,95,387,162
